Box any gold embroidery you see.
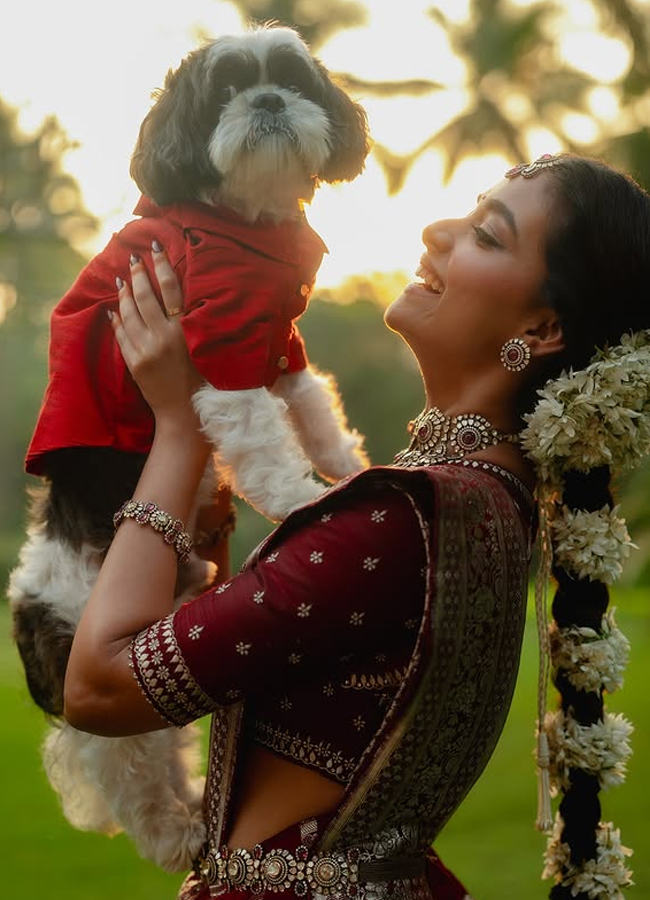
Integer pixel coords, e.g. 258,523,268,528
341,667,408,692
129,613,216,727
253,720,357,784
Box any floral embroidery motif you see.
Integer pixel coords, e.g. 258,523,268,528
265,551,280,563
253,721,357,783
371,509,387,523
297,603,312,618
323,683,335,697
188,625,204,640
405,618,419,630
288,652,302,665
310,550,324,564
216,582,232,594
252,590,265,604
280,696,293,711
236,642,252,656
350,611,365,626
225,688,241,701
129,613,216,726
353,715,366,731
363,557,380,571
321,513,333,523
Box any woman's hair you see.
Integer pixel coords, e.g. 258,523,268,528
533,155,649,897
543,155,650,375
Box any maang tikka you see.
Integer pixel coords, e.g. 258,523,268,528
501,337,531,372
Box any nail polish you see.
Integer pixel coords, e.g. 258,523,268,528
130,253,140,265
116,276,124,289
152,240,163,253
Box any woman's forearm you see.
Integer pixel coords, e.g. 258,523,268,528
64,415,211,719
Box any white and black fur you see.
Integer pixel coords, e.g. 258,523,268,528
9,24,370,873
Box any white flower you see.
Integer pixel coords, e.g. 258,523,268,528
550,505,637,584
543,815,633,899
550,610,630,694
363,556,380,571
521,329,650,478
544,709,633,792
310,550,324,564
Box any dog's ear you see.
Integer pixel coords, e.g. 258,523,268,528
12,602,73,717
130,49,220,205
317,67,371,184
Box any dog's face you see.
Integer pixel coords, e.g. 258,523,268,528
130,25,371,222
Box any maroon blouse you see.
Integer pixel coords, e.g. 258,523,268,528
130,477,427,784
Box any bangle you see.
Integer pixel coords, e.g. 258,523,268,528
113,500,193,565
194,503,238,549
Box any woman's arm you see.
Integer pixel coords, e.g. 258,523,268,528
64,249,211,734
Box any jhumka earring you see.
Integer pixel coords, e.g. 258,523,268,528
500,337,531,372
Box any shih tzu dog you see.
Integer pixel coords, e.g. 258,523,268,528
9,23,370,873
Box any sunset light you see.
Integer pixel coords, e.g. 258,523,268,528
2,0,632,293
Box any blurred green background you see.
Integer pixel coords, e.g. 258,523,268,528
2,0,650,897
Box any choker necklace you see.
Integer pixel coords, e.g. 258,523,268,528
393,406,520,467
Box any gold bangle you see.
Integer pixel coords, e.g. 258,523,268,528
113,500,193,565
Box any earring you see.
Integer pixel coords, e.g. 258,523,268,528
500,337,531,372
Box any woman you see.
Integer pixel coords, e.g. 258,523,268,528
63,153,650,899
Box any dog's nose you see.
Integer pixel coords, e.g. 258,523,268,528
252,92,286,113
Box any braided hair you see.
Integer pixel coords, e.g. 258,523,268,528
523,156,650,897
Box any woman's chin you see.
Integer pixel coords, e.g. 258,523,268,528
385,282,434,334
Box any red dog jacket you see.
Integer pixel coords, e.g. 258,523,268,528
26,197,328,476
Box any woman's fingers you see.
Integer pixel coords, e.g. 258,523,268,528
151,241,184,317
128,252,170,332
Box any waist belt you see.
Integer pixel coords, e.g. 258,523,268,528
196,842,426,897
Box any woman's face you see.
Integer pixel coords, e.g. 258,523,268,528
385,173,556,378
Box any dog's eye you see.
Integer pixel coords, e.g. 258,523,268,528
218,85,237,104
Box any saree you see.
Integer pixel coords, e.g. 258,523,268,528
169,462,533,900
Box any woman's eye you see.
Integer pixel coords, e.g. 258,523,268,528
472,225,501,248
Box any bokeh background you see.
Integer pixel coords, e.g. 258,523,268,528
1,1,649,897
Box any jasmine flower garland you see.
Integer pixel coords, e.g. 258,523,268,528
521,329,650,485
550,505,637,584
544,709,633,792
543,816,633,900
549,610,630,694
521,330,650,898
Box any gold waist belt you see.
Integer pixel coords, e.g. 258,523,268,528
197,841,426,897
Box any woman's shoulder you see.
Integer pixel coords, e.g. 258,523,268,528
335,460,533,508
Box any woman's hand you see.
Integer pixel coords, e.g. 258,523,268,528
111,246,204,427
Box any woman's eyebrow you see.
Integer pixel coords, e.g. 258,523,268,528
475,194,518,236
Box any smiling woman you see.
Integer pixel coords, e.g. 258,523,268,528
51,151,650,900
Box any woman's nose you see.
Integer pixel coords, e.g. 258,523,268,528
422,221,454,253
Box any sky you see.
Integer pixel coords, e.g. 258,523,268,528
0,0,634,290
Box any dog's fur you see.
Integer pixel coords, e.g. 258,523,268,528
9,24,370,872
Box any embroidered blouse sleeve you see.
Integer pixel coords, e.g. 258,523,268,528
129,480,427,726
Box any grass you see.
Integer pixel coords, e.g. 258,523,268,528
1,592,647,900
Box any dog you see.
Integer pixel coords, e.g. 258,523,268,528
8,23,370,873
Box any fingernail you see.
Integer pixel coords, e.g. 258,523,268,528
152,239,163,253
116,276,124,289
107,309,114,321
130,253,140,266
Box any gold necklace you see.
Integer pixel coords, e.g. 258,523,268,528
393,406,520,467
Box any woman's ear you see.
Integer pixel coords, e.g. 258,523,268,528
524,309,566,359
